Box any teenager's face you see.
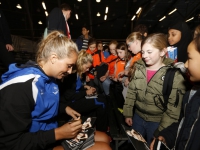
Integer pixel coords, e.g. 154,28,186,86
89,44,96,51
50,53,77,79
82,27,89,36
142,43,165,69
109,44,117,55
185,42,200,82
127,40,141,54
97,43,103,51
117,49,125,59
63,10,71,20
168,29,181,45
82,62,92,73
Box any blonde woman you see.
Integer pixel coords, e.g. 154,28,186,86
59,50,109,133
0,31,111,150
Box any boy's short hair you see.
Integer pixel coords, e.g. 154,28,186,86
88,38,97,46
60,3,71,11
82,26,90,30
97,40,102,45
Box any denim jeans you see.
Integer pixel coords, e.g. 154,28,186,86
102,77,112,95
132,113,159,145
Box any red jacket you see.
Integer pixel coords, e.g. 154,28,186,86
129,52,142,68
105,54,118,76
114,59,125,79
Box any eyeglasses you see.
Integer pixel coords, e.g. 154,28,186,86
127,41,134,47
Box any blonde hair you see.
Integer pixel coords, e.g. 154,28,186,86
36,31,78,66
126,32,143,42
141,33,167,53
108,40,118,46
76,50,93,77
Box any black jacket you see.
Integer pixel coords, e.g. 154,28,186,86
159,88,200,150
47,7,67,35
0,64,57,150
0,10,12,44
59,73,87,103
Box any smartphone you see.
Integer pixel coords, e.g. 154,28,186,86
153,139,170,150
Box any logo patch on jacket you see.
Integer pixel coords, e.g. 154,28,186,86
161,75,165,81
53,86,59,95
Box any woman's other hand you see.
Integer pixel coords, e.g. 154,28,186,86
125,117,133,126
150,136,166,150
65,106,81,120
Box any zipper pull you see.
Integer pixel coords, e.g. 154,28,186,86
174,90,179,107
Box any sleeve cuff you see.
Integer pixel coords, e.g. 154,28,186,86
153,128,160,138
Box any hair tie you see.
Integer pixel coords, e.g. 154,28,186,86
59,34,64,38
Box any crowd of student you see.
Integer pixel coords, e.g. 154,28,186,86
1,3,200,150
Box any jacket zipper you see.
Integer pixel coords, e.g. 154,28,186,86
146,66,169,84
184,106,200,150
173,103,187,149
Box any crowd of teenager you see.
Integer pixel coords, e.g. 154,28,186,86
0,3,200,150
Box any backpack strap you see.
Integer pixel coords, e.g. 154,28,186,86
162,67,179,109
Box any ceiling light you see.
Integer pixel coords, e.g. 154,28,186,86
168,8,177,15
96,0,101,2
136,7,142,14
45,11,48,16
38,21,42,25
131,15,136,20
104,15,107,20
42,2,46,10
77,0,82,1
105,7,108,14
0,2,1,4
186,17,194,22
16,4,22,9
159,16,166,21
75,14,79,20
97,12,100,17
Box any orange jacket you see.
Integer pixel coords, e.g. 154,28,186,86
129,52,142,68
105,54,118,76
86,49,105,79
114,59,125,79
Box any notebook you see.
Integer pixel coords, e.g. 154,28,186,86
61,117,96,150
121,124,150,150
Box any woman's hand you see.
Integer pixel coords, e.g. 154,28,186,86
84,85,91,90
117,72,124,82
124,78,129,87
124,69,129,76
86,75,90,82
150,136,166,150
55,119,82,140
125,117,133,126
6,44,14,51
65,106,81,120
